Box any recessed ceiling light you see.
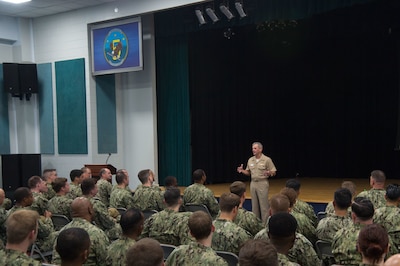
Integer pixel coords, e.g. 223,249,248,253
1,0,31,4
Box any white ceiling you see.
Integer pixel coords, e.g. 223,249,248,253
0,0,123,18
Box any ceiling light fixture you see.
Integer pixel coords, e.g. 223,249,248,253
205,7,219,23
195,9,206,25
235,1,247,18
219,3,234,20
1,0,31,4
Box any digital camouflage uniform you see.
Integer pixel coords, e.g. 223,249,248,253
132,185,164,211
0,207,7,245
356,189,386,209
165,241,228,266
141,209,193,246
254,229,321,266
109,186,135,209
2,249,41,266
52,217,110,266
96,179,113,207
316,214,352,242
7,205,55,252
88,196,121,240
183,183,220,218
374,205,400,252
47,195,73,219
43,183,56,200
332,223,364,265
292,199,317,226
211,218,251,255
67,183,82,199
278,253,300,266
233,207,264,237
31,191,49,216
1,198,12,210
291,211,317,244
106,236,136,266
325,201,352,216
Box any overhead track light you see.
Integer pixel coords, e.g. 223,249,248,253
205,7,219,23
195,9,207,25
219,3,234,20
235,1,247,18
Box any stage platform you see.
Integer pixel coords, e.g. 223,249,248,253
179,177,400,214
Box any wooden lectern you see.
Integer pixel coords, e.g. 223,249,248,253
85,164,116,179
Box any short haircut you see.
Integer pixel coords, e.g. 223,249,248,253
371,170,386,183
116,170,128,184
126,238,164,266
334,188,352,210
14,187,31,203
252,142,263,150
239,239,278,266
351,197,374,220
52,177,68,193
341,181,356,196
386,184,400,201
279,187,297,207
285,179,301,192
28,175,43,189
137,169,151,184
269,194,290,213
70,169,83,181
188,211,212,240
219,192,240,212
120,208,144,236
6,209,39,244
164,187,181,206
81,178,96,195
56,228,90,263
230,181,246,197
164,176,177,187
42,169,56,180
269,212,297,238
192,169,205,182
357,224,388,265
99,168,109,176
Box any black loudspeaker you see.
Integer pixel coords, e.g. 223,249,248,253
2,63,20,94
19,64,38,94
1,154,42,193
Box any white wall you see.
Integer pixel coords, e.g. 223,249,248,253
0,0,209,188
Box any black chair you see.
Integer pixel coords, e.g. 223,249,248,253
160,243,176,261
184,203,211,216
30,243,53,262
317,211,327,222
51,214,70,231
116,207,127,216
315,240,335,266
142,209,158,220
216,251,239,266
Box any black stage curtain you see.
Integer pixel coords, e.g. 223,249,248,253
188,1,400,183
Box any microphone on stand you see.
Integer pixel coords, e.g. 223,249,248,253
106,153,112,164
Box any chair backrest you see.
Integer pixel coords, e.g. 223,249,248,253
316,240,335,266
160,243,176,261
116,207,127,216
216,251,239,266
317,211,327,222
184,203,211,216
142,209,158,220
30,243,53,262
51,214,71,231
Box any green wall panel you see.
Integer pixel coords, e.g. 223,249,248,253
0,64,10,154
38,63,54,154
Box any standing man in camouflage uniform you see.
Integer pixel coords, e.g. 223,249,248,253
1,209,41,266
212,193,252,255
141,187,193,246
166,211,228,266
254,193,321,266
110,170,135,209
68,169,84,199
183,169,219,218
52,197,110,266
28,175,50,216
316,188,353,242
229,181,263,237
48,177,73,220
42,168,57,200
356,170,387,209
106,208,144,266
237,142,277,223
81,178,121,240
96,168,113,207
133,169,164,211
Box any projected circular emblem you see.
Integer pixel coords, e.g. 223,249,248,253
104,28,129,66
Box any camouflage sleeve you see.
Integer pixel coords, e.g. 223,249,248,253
93,201,116,230
205,190,220,218
92,231,110,266
139,215,154,239
37,217,54,239
165,248,179,266
156,191,165,211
